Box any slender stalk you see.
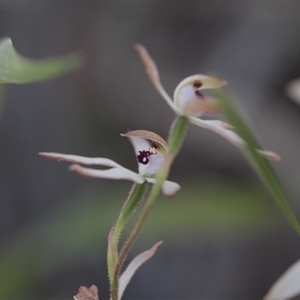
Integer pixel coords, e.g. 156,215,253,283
168,116,189,159
108,182,148,300
113,116,189,284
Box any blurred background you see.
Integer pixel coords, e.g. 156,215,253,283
1,2,300,299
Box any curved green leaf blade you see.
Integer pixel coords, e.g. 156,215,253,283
0,37,84,83
216,89,300,236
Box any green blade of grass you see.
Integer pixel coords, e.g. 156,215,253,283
216,89,300,236
0,37,84,84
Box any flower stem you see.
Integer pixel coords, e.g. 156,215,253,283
113,116,189,285
168,115,189,159
108,182,148,299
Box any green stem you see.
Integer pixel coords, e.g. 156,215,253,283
168,116,189,159
108,182,148,299
113,116,189,284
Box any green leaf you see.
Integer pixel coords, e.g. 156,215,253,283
216,89,300,236
0,37,84,84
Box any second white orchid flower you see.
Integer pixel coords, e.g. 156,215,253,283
39,130,180,197
264,258,300,300
135,44,280,161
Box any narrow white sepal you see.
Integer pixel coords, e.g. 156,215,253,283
189,118,245,147
69,164,145,184
118,241,163,300
39,152,125,168
190,118,280,161
264,259,300,300
146,177,181,197
134,44,178,113
257,150,281,161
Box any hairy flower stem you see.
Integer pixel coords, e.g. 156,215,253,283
108,182,148,299
168,116,189,160
112,116,189,295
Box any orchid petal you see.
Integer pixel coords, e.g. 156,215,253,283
264,259,300,300
142,152,165,177
39,152,125,168
121,135,151,175
190,117,280,161
256,150,281,161
190,117,244,145
286,78,300,104
134,44,178,113
121,130,168,152
146,178,181,197
69,164,144,184
174,85,222,116
173,75,226,116
118,241,162,300
121,131,168,175
124,135,151,157
174,74,227,97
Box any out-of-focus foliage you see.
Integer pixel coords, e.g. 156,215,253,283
0,180,279,299
0,37,84,84
0,36,84,116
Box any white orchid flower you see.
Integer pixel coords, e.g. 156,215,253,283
135,44,280,161
286,77,300,104
264,258,300,300
39,130,180,197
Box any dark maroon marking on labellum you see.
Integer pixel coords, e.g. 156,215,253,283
151,141,158,149
193,81,203,89
137,150,151,165
195,90,204,98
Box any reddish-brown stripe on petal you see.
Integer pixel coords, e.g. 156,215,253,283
121,130,168,151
